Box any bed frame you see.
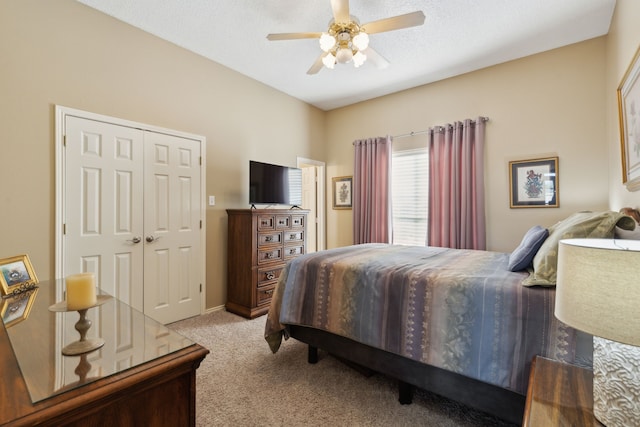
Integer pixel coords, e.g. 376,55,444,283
289,325,525,425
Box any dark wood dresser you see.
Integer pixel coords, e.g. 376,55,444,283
226,208,308,318
0,279,208,426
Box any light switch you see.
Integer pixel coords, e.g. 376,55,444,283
208,195,215,206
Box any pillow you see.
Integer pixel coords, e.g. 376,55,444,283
507,225,549,271
522,211,636,287
615,224,640,240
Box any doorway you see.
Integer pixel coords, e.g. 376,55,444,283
297,157,326,252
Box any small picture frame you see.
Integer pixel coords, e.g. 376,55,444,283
0,254,39,296
1,287,38,328
617,45,640,191
509,157,559,208
332,176,353,210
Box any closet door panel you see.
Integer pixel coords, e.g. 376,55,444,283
143,131,201,324
64,116,144,311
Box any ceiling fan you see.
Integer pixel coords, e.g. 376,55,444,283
266,0,425,75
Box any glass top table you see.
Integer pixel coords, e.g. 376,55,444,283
1,279,194,403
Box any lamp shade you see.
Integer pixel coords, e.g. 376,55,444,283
335,47,353,64
319,33,336,52
555,238,640,346
352,32,369,50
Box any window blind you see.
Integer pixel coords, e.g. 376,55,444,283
392,148,428,246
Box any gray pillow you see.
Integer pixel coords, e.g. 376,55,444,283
507,225,549,271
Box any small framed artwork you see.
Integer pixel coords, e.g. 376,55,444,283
332,176,353,210
617,45,640,191
509,157,559,208
0,254,39,296
1,287,38,328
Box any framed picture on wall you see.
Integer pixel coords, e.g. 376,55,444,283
617,45,640,191
509,157,559,208
332,176,352,210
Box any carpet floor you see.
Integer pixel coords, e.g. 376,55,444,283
169,310,518,427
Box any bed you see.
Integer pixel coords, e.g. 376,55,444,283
264,211,634,424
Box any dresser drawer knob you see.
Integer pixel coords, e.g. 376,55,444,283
289,249,296,255
265,289,274,295
290,233,297,239
265,236,272,242
266,272,275,280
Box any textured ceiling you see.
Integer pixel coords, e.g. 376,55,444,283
76,0,616,111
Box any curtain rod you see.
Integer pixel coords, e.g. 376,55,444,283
393,116,489,139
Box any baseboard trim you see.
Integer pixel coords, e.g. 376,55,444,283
204,305,226,315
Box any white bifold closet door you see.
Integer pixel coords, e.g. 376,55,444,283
63,115,202,324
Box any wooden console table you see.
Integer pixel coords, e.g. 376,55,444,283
0,279,209,426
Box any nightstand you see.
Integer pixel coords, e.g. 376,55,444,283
523,356,603,426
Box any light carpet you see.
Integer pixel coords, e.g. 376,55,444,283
169,310,518,427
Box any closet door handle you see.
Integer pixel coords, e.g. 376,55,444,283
127,236,142,244
146,235,161,243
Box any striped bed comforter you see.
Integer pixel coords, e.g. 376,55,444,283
265,244,588,395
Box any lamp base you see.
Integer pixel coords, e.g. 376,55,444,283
593,336,640,426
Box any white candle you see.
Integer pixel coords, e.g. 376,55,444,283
66,273,97,310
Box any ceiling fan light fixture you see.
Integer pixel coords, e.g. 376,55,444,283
352,32,369,51
319,33,336,52
336,47,353,64
322,52,336,69
266,4,426,75
353,50,366,67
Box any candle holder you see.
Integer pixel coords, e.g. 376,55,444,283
54,351,101,394
49,295,111,356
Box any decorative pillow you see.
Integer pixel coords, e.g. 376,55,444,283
615,224,640,240
522,211,636,287
507,226,549,271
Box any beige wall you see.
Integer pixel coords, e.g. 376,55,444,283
0,0,325,310
606,0,640,209
2,0,634,312
325,38,610,252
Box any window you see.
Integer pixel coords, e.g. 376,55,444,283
392,148,428,246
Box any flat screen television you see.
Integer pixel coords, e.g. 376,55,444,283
249,160,303,206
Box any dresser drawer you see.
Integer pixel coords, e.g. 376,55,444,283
257,285,275,306
284,244,304,259
275,215,291,229
257,265,284,286
258,215,276,230
258,232,282,246
257,247,283,264
283,230,304,243
291,215,305,228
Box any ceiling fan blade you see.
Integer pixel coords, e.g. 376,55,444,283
267,32,322,41
330,0,350,24
362,47,389,69
307,53,329,75
361,11,425,34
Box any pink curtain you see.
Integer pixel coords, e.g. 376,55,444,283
428,118,486,250
353,136,392,244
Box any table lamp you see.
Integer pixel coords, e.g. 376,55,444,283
555,238,640,427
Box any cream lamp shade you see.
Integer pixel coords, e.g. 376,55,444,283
555,238,640,427
555,238,640,346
